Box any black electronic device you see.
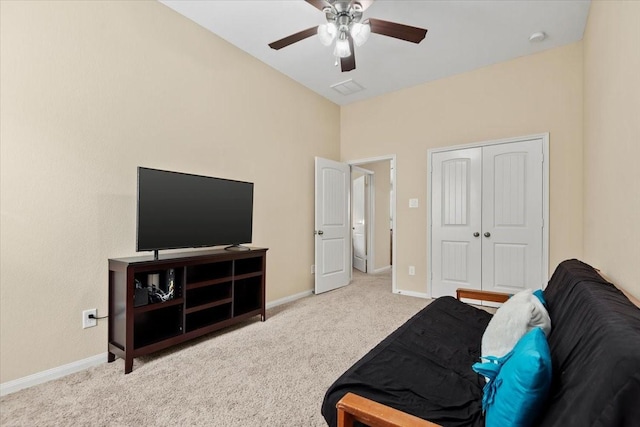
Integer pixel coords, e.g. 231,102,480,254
136,167,254,258
133,279,148,307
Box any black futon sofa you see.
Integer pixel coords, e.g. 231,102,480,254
322,259,640,426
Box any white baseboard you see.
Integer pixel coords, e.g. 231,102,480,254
1,291,313,397
372,266,391,274
1,353,107,397
266,289,313,309
393,289,429,299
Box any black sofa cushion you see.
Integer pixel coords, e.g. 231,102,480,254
321,296,491,427
539,259,640,427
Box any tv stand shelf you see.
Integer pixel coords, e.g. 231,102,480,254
108,247,267,374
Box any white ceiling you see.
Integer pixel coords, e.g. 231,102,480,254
159,0,591,106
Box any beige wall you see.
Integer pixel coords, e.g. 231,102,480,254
0,1,340,383
583,1,640,298
341,42,584,294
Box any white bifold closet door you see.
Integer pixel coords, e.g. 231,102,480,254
431,138,544,298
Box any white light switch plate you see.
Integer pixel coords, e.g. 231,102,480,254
409,198,419,208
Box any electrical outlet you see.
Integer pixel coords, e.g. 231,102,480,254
311,264,315,275
83,309,97,329
409,266,415,276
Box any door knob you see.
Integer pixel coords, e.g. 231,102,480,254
473,232,480,237
317,230,324,235
484,232,491,237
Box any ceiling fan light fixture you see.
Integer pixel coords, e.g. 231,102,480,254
317,23,338,46
350,21,370,46
333,36,351,58
269,0,428,72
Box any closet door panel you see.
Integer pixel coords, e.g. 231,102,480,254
482,139,544,293
431,148,482,297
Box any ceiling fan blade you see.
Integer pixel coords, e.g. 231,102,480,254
340,37,356,72
268,26,319,50
368,18,427,44
305,0,330,11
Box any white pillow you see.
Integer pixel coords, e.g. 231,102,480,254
481,289,551,359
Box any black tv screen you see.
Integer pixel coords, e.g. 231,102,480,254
137,167,253,252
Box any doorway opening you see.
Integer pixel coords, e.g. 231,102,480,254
348,155,397,293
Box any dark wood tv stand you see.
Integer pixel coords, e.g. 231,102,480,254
107,247,267,374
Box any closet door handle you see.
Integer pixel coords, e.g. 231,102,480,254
473,232,480,237
484,232,491,238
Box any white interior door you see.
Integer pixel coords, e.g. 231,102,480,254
315,157,351,294
431,148,483,297
352,175,366,272
482,139,544,293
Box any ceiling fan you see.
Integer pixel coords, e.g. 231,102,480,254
268,0,428,72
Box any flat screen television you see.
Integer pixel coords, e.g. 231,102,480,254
137,167,253,256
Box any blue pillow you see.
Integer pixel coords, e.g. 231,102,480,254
472,327,552,427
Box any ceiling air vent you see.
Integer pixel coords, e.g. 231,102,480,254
330,79,365,96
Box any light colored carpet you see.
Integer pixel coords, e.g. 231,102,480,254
0,270,430,426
